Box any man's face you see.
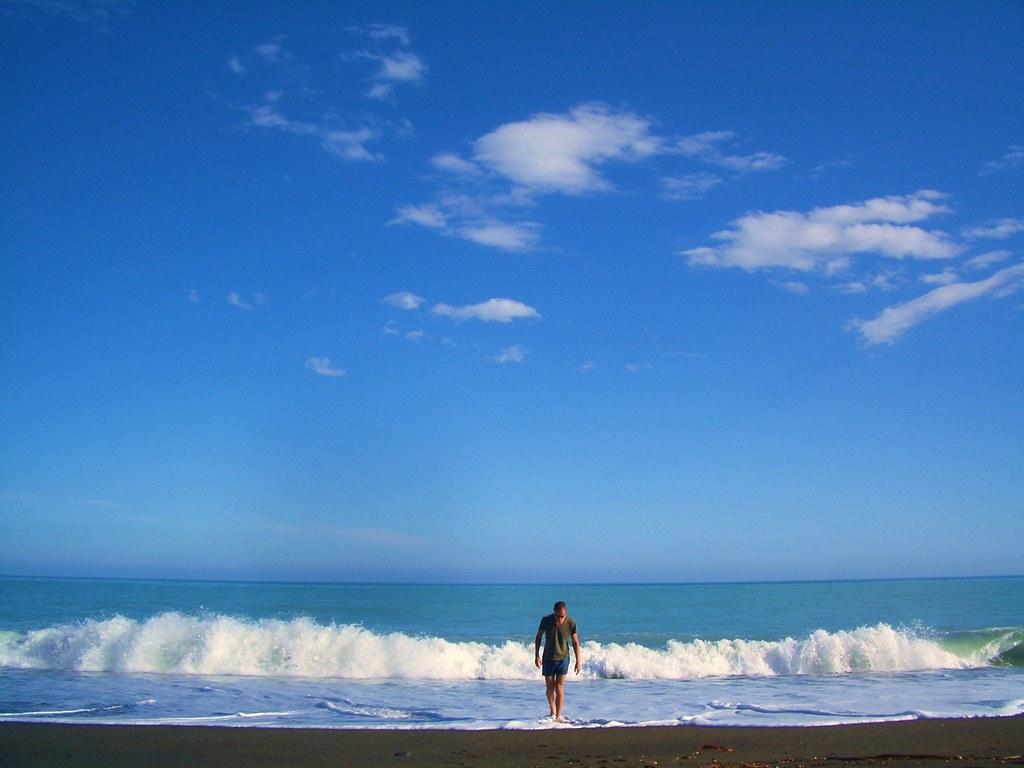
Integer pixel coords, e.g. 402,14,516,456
554,607,566,624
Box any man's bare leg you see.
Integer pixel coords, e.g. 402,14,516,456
554,674,566,721
544,675,556,718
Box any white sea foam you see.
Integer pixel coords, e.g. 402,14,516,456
0,614,1000,680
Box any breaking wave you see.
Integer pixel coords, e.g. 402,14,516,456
1,615,1019,680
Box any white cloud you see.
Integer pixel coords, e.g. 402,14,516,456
343,48,426,100
382,320,400,335
389,203,448,229
244,101,381,162
346,23,411,46
660,173,723,201
187,288,199,303
366,52,427,99
227,55,246,74
7,0,131,31
674,130,786,172
254,41,282,63
228,292,252,310
472,103,660,195
963,217,1024,240
683,191,961,272
431,152,482,176
577,361,595,373
717,151,788,172
625,362,652,372
432,298,541,323
391,202,538,252
376,51,425,83
920,270,959,285
849,263,1024,345
405,329,425,342
493,344,528,364
382,291,426,310
321,128,382,162
456,221,540,251
366,24,410,45
965,249,1012,271
811,156,858,180
981,145,1024,175
246,104,317,135
305,357,346,377
775,280,810,295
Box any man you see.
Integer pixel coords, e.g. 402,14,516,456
534,600,581,721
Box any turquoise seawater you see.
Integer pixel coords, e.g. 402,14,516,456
1,576,1021,728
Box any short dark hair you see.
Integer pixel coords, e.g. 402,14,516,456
553,601,566,612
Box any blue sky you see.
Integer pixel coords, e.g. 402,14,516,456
2,1,1022,582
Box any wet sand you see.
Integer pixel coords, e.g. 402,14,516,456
1,716,1022,768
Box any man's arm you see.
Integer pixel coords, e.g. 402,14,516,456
534,624,544,668
572,633,581,675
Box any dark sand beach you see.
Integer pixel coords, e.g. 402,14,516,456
2,716,1021,768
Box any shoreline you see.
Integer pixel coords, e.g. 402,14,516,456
2,715,1022,768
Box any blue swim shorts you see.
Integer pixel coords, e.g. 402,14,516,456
542,656,570,677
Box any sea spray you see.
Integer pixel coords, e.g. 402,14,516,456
0,614,1003,680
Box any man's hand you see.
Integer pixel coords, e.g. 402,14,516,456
574,659,581,675
534,653,541,669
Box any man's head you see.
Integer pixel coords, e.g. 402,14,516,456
553,601,567,622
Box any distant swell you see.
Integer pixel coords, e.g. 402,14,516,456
0,615,1017,680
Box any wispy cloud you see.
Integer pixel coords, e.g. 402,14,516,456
244,99,382,162
456,221,540,251
400,104,784,253
810,155,859,180
430,152,483,176
390,203,447,229
660,172,723,201
390,202,540,252
1,491,124,510
227,55,246,75
673,130,787,172
253,39,283,63
492,344,528,363
774,280,810,295
364,51,427,99
381,291,426,310
344,23,411,46
228,291,252,310
980,145,1024,175
683,190,960,272
835,272,902,295
432,298,541,323
341,25,426,100
5,0,132,31
305,357,346,377
228,291,266,310
964,250,1012,271
963,217,1024,240
332,526,424,547
849,263,1024,345
919,270,959,286
264,519,425,548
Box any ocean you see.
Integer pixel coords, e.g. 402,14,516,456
1,576,1021,729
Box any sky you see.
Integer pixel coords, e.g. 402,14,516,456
1,0,1022,583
